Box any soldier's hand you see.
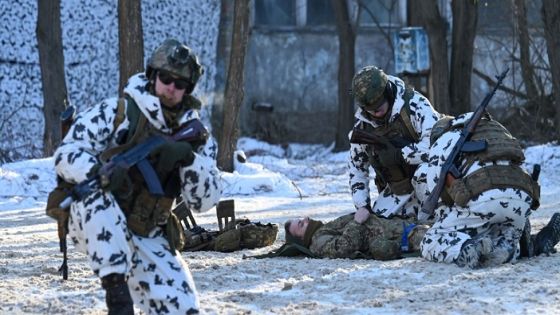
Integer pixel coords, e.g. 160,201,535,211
354,207,371,224
88,163,128,192
153,141,195,173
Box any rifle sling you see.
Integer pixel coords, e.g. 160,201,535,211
100,96,147,163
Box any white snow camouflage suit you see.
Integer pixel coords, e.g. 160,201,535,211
348,75,441,218
416,113,535,266
54,73,221,314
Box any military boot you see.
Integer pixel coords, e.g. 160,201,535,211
519,218,534,258
534,213,560,256
455,236,493,269
101,273,134,315
480,238,516,267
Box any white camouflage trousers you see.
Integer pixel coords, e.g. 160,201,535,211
420,188,532,265
68,190,200,314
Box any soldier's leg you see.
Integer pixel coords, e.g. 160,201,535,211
126,228,200,314
421,189,530,268
420,205,480,265
68,191,134,313
477,191,530,266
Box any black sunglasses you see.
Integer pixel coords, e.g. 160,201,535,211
158,71,191,90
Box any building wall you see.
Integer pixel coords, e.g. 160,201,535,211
240,28,395,144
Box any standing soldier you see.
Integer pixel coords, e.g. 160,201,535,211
53,38,221,314
349,66,440,223
417,114,559,268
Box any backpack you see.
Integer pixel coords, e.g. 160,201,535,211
182,219,279,253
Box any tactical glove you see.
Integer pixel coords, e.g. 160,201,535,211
153,141,195,174
87,163,128,193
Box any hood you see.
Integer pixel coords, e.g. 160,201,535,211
123,73,200,134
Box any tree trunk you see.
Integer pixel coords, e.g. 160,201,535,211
513,0,539,103
408,0,450,114
449,0,478,115
542,0,560,133
217,0,250,172
118,0,144,94
37,0,68,157
212,0,235,143
332,0,356,152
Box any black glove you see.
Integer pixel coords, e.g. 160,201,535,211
153,141,195,174
87,163,128,192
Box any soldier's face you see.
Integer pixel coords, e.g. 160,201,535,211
289,217,309,238
155,71,187,107
366,100,389,118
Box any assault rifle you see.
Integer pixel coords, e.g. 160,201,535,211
350,128,401,148
55,101,76,280
59,119,208,208
420,68,509,216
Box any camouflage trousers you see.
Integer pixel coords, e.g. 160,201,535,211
69,190,200,314
420,188,532,265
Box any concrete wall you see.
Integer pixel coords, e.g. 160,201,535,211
239,28,395,144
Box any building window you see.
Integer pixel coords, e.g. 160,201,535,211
358,0,402,26
306,0,335,26
254,0,296,26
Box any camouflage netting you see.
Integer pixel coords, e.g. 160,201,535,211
0,0,219,162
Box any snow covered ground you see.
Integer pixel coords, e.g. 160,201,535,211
1,138,560,314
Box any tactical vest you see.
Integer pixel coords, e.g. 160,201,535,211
440,118,540,209
362,88,420,195
105,96,186,240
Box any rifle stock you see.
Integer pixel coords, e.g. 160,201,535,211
420,68,509,216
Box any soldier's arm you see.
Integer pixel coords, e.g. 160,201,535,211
54,98,119,183
401,95,440,165
179,132,222,213
349,142,373,210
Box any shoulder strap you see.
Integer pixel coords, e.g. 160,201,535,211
113,97,127,132
399,102,420,143
100,96,147,163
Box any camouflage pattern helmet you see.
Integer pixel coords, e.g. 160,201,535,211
146,38,204,88
352,66,389,111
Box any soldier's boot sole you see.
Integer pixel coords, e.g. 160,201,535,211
535,213,560,256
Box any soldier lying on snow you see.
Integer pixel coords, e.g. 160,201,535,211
249,213,429,260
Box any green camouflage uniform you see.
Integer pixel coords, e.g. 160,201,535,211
309,214,426,260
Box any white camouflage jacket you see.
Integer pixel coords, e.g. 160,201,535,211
54,73,221,213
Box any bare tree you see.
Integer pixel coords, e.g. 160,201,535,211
332,0,356,152
408,0,450,113
217,0,250,172
542,0,560,132
118,0,144,94
513,0,540,103
211,0,235,141
449,0,478,115
37,0,68,157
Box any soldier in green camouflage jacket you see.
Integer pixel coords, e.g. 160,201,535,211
284,214,428,260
